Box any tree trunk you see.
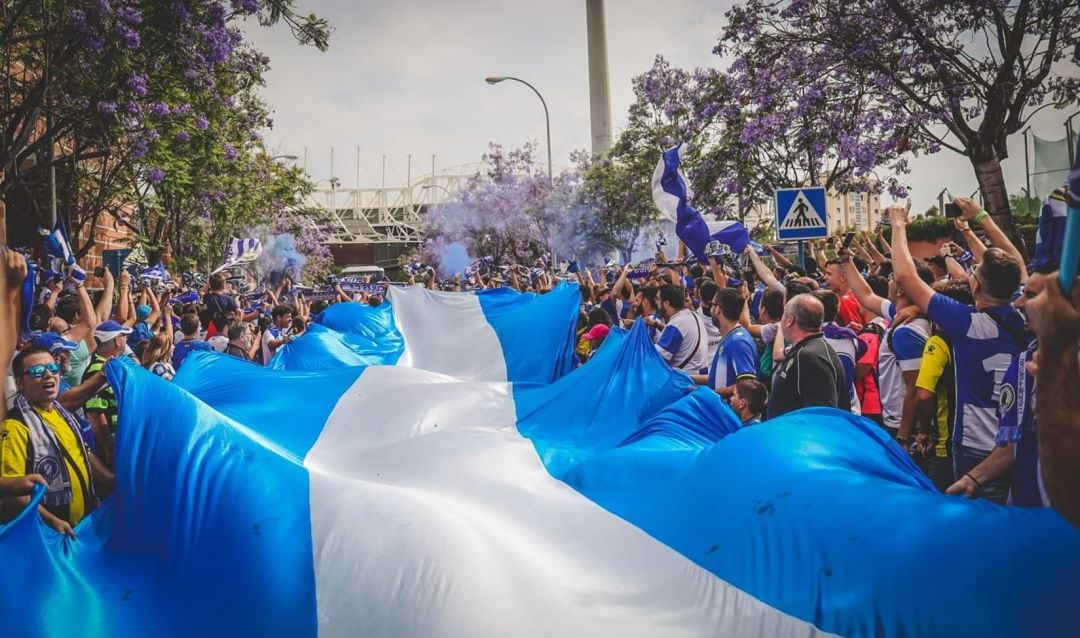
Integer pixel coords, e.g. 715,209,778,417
969,145,1027,259
969,145,1013,230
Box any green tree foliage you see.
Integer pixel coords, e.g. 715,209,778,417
1,0,331,268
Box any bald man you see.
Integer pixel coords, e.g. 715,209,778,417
767,294,850,418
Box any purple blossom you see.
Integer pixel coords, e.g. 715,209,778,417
115,23,140,48
115,6,142,24
177,130,190,142
231,0,260,13
248,131,261,142
148,129,160,141
127,74,147,96
223,144,239,162
96,101,117,115
132,139,148,159
195,115,209,131
124,101,140,116
147,167,165,184
147,102,170,118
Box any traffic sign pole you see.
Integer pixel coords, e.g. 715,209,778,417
797,241,806,270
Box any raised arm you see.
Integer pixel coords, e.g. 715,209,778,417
954,197,1026,284
888,202,935,313
813,240,828,272
875,226,891,255
852,234,873,265
96,267,115,323
840,255,888,318
743,246,785,292
952,218,986,265
766,244,793,268
116,272,132,324
860,230,887,265
145,285,162,326
611,264,632,299
68,265,99,347
1,249,20,419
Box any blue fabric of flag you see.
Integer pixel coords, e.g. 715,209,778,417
652,144,750,259
515,322,1080,638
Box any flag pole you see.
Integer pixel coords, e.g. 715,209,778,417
1062,0,1080,294
1059,131,1080,294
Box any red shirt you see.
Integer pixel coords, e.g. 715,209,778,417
837,292,863,331
856,327,883,415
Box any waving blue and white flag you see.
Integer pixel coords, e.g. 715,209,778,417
652,144,750,260
35,216,76,268
213,237,263,274
2,282,1079,637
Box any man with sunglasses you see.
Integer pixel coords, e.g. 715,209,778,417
1,347,113,538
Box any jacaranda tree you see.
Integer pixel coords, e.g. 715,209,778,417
721,0,1080,228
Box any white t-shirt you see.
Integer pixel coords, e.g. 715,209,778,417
261,324,292,366
877,299,930,429
699,306,721,372
655,308,709,372
207,335,229,353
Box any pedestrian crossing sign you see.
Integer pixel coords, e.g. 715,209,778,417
775,187,828,240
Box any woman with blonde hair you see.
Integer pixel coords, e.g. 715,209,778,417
140,332,176,380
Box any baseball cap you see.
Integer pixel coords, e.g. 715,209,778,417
136,304,153,320
32,332,79,354
584,324,610,341
95,320,133,342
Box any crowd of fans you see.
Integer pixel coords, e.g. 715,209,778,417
564,195,1079,524
2,193,1079,538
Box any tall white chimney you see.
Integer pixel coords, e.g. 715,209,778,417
586,0,613,154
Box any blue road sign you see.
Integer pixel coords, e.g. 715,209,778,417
775,187,828,240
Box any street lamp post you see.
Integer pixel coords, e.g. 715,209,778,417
485,76,553,184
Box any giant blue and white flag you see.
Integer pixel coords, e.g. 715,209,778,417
652,144,750,259
3,282,1079,637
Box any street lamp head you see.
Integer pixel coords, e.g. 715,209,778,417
485,76,507,85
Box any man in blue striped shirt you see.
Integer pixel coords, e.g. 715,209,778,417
888,199,1030,503
692,288,758,400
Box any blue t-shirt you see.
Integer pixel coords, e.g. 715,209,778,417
927,294,1030,452
172,338,213,370
707,326,758,392
749,283,766,322
600,298,631,321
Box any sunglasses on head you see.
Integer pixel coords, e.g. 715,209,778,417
21,362,61,379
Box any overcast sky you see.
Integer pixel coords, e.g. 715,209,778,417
245,0,1076,213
